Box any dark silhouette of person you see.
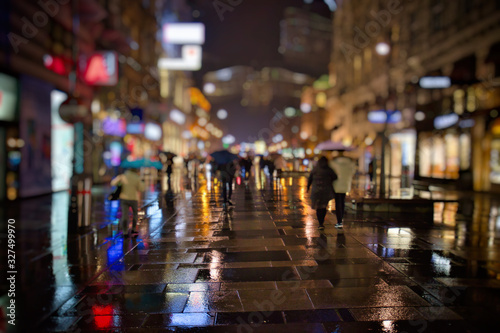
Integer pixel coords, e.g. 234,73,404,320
218,161,236,209
307,156,337,229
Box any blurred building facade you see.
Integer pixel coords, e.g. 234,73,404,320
0,0,203,200
328,0,500,192
279,7,332,76
202,66,314,152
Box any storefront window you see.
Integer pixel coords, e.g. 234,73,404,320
419,133,432,178
445,133,459,179
459,133,471,170
490,138,500,184
433,136,446,178
390,130,416,187
419,131,470,179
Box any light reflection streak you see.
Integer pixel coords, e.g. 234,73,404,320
381,320,395,332
431,252,452,276
209,250,223,281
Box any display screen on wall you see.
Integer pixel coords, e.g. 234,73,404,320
51,90,74,192
0,73,18,121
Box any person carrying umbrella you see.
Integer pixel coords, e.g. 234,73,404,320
329,151,356,228
110,168,145,237
274,155,286,178
239,156,253,184
210,150,239,210
307,156,337,230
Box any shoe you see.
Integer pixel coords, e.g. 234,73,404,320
227,200,234,206
334,223,343,229
318,225,325,230
222,203,227,210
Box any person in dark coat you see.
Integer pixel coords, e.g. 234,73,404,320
266,158,276,179
307,156,338,229
242,157,253,182
218,161,237,209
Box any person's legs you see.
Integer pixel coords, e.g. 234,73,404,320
130,200,139,233
334,193,343,225
335,193,346,225
120,200,131,234
316,208,327,226
221,173,228,203
339,193,346,222
228,176,233,201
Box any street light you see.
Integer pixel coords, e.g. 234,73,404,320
375,42,391,197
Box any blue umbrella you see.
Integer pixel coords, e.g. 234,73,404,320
210,150,239,165
121,158,163,169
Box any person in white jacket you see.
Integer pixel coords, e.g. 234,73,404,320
329,152,356,228
111,168,145,237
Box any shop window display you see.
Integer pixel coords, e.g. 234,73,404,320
419,132,469,180
490,138,500,184
445,133,459,179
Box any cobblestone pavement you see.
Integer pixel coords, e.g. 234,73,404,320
2,173,500,332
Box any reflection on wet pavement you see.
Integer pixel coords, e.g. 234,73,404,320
2,172,500,332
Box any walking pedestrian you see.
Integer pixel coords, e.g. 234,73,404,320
111,168,145,238
274,155,286,178
241,156,253,184
218,161,237,210
330,151,356,228
307,156,337,230
165,157,173,189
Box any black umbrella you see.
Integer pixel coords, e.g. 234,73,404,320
159,151,177,161
210,150,239,165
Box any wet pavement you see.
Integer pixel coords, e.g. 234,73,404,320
2,172,500,332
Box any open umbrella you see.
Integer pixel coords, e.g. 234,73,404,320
210,150,239,165
121,158,163,170
159,151,177,160
315,140,356,151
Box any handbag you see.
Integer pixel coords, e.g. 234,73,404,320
108,184,122,201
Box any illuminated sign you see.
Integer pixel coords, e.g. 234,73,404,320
44,54,71,76
419,76,451,89
368,110,401,124
434,113,459,129
162,23,205,44
160,23,205,71
0,73,17,121
158,45,202,71
126,123,145,134
102,117,126,137
79,52,118,86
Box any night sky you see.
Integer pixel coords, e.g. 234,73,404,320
190,0,333,85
